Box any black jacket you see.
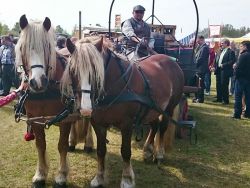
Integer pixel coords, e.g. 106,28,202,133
235,50,250,81
214,48,236,76
195,43,209,74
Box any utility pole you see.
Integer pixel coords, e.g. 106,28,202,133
79,11,82,39
151,0,155,25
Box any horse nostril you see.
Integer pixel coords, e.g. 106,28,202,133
29,78,38,89
41,75,48,88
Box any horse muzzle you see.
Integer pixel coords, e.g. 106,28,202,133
29,75,48,93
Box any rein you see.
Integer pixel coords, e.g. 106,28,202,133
15,91,77,129
95,48,135,107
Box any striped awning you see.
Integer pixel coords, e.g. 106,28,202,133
179,32,196,46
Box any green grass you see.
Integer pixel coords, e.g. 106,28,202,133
0,75,250,187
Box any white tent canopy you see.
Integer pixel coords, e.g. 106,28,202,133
241,32,250,38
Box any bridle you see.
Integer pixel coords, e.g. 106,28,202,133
19,45,52,80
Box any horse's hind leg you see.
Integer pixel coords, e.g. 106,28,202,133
90,124,107,187
120,123,135,188
155,106,178,163
54,122,71,186
154,115,168,163
143,119,159,162
32,124,48,186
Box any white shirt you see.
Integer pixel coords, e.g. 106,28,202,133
218,47,228,67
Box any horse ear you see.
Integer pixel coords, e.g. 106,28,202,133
94,37,103,52
20,14,28,30
43,17,51,31
66,38,76,54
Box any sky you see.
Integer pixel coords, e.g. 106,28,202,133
0,0,250,39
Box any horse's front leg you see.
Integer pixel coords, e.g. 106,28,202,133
32,124,48,187
54,122,71,186
83,118,94,153
68,122,77,152
90,124,107,187
120,124,135,188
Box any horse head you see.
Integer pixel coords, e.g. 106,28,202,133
61,36,105,115
15,15,56,93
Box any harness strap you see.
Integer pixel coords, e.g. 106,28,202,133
81,89,92,94
30,64,44,69
96,91,154,108
15,90,29,122
134,104,149,141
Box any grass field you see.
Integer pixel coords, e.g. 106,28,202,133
0,75,250,188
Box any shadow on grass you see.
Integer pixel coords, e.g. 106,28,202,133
45,147,250,188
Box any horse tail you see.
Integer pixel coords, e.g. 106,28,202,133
164,104,180,151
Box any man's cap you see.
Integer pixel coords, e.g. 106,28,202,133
133,5,145,11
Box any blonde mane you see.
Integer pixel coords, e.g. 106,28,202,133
15,20,56,79
61,36,105,98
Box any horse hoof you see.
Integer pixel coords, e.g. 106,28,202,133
143,157,153,164
53,182,67,188
120,178,135,188
32,180,46,188
68,146,75,152
154,157,164,165
90,175,105,187
83,146,93,153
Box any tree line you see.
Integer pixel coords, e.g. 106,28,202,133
0,22,69,37
1,21,249,39
200,24,250,38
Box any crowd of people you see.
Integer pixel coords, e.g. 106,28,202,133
192,35,250,119
0,34,19,96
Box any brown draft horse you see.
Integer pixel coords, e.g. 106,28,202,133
15,15,75,187
61,36,184,188
58,48,95,152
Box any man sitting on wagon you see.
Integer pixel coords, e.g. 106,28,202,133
121,5,154,59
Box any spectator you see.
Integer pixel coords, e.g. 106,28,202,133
229,41,240,95
0,37,2,92
204,42,216,95
232,40,250,119
0,36,16,96
56,36,66,51
193,35,209,103
213,39,236,104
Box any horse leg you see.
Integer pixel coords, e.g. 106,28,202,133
143,120,158,162
68,122,76,152
90,124,107,187
155,105,179,163
54,122,71,186
154,115,168,163
163,105,179,152
32,124,48,186
83,118,94,153
120,124,135,188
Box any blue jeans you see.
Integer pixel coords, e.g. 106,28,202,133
0,66,3,93
230,75,236,95
234,79,250,117
204,72,211,92
1,64,16,94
